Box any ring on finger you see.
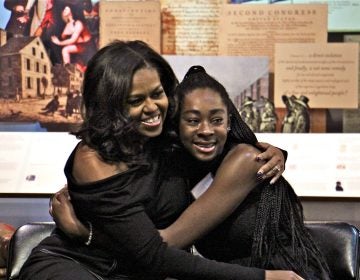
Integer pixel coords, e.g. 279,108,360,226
273,165,281,173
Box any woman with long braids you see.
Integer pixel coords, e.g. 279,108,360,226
162,65,331,279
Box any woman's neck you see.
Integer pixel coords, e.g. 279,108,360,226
181,150,223,185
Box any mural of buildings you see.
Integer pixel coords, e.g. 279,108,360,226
0,36,54,100
0,30,84,129
52,63,83,96
0,34,83,100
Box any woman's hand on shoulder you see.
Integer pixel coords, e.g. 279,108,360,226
265,270,305,280
162,144,264,248
50,186,89,241
255,142,286,184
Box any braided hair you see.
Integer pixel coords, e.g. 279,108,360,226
171,65,331,279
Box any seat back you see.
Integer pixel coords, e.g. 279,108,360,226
6,222,55,280
305,221,360,280
5,221,360,280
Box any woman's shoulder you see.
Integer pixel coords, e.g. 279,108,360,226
74,20,84,28
72,142,128,184
225,143,261,162
216,143,263,179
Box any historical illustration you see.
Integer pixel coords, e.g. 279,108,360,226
0,0,99,131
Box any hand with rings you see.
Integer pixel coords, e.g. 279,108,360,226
255,142,285,184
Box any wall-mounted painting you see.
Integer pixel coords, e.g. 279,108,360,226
0,0,99,131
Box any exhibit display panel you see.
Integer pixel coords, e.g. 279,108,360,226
261,133,360,197
228,0,360,32
0,132,79,194
0,132,359,197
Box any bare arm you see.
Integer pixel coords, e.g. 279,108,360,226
160,144,264,248
51,21,84,46
266,271,304,280
25,0,36,12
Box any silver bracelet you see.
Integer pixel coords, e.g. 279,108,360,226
85,221,93,246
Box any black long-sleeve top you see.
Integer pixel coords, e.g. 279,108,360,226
64,144,265,279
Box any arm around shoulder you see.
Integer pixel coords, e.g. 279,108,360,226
161,143,264,248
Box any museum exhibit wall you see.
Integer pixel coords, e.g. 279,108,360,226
0,0,359,228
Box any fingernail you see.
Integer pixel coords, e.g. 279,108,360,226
257,172,263,180
256,157,262,162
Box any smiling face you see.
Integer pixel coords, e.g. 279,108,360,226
127,67,168,138
179,88,229,162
